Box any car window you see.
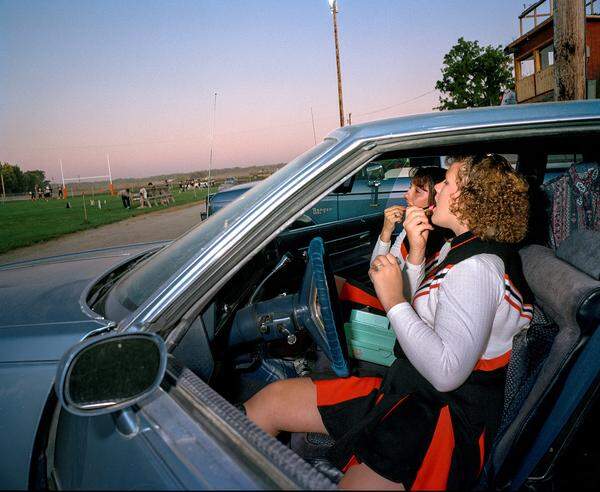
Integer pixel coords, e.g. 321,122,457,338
353,156,441,183
104,139,340,320
311,155,439,222
544,154,584,182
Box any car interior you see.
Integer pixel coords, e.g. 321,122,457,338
164,133,600,488
89,133,599,488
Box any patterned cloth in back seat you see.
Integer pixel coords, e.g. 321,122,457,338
496,305,559,440
542,163,600,249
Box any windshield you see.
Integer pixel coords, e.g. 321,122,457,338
104,139,339,320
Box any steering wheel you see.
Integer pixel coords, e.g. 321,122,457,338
296,237,350,377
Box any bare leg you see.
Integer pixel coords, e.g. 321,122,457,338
244,378,327,436
339,463,405,490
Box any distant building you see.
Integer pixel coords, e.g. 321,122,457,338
505,0,600,103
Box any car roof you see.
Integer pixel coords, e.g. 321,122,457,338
222,181,259,191
328,100,600,143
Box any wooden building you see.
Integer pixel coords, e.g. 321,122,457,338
506,0,600,103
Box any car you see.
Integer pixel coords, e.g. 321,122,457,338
218,176,239,191
202,156,444,223
1,101,599,490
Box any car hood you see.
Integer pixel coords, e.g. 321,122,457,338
0,242,167,327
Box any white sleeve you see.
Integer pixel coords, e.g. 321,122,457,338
371,238,391,264
404,260,426,297
389,230,406,263
386,257,503,392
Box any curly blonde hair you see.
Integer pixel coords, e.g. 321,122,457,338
448,154,529,243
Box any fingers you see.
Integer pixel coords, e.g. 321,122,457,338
403,206,431,228
384,205,406,224
371,255,400,271
384,205,406,214
369,254,406,310
385,253,397,264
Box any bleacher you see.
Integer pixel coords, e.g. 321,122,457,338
132,184,175,207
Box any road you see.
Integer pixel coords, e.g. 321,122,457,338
0,202,206,265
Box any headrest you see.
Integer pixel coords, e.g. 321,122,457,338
519,245,600,335
556,230,600,280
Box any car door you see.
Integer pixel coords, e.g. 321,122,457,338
49,353,333,490
277,212,383,283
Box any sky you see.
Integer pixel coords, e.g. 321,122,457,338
0,0,528,180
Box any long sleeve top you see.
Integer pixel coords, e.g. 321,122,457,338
387,242,531,392
370,230,408,266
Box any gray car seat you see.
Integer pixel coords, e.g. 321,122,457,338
479,241,600,489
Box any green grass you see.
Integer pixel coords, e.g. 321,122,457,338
0,189,208,254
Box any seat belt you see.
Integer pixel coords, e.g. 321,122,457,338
510,325,600,491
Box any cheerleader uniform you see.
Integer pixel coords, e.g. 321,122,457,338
339,228,447,310
314,231,533,489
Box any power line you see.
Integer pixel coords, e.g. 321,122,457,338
353,89,437,118
4,90,438,153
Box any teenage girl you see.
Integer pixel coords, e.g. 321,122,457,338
246,154,532,490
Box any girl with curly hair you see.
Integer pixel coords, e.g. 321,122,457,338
244,154,533,490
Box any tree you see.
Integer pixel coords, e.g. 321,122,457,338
23,170,46,192
0,163,45,193
0,163,24,193
435,37,514,110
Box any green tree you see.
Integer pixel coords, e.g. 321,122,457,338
0,163,24,193
435,37,514,110
23,170,46,192
0,163,45,193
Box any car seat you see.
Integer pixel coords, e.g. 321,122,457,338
479,236,600,489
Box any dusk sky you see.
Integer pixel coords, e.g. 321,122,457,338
1,0,527,180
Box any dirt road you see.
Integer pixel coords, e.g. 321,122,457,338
0,202,206,265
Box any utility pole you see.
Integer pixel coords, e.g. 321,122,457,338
206,91,218,217
329,0,345,127
553,0,586,101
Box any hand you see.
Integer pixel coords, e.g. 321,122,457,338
380,205,406,242
403,206,434,265
368,254,406,312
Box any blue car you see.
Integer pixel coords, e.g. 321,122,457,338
1,101,599,490
203,156,443,225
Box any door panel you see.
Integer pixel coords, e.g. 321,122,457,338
50,361,334,490
51,392,265,490
276,213,383,282
52,408,187,490
304,194,339,224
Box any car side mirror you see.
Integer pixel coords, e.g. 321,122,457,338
55,332,167,416
366,164,384,207
366,163,384,187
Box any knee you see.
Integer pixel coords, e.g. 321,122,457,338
244,380,287,433
245,380,286,413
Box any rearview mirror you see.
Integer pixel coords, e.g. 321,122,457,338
366,164,384,207
55,332,167,416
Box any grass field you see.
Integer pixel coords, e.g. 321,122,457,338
0,189,208,254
